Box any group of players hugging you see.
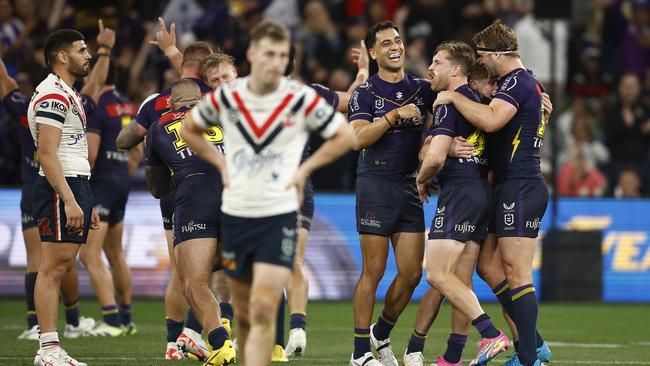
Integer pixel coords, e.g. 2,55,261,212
1,11,552,366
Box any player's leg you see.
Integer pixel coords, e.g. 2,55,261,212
434,242,480,366
211,269,233,337
228,276,251,365
245,262,292,366
352,234,389,362
403,286,444,366
175,238,230,359
104,220,135,332
285,227,309,356
271,292,289,362
79,221,123,335
163,228,188,360
19,225,41,340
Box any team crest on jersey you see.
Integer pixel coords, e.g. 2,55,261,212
396,92,403,100
434,105,447,126
500,73,518,92
374,97,384,109
466,129,485,157
434,216,444,229
282,113,295,127
281,226,296,259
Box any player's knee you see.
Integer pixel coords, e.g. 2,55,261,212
103,248,121,266
249,295,277,326
476,260,496,283
425,270,443,290
181,277,207,301
397,269,422,288
362,262,386,284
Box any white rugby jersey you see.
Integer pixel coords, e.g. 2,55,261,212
28,73,90,176
192,76,345,218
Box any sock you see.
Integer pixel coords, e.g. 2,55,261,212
353,328,371,359
39,331,60,350
290,313,306,330
207,327,228,350
25,272,38,328
372,311,396,341
166,319,184,343
275,292,286,347
494,280,545,350
511,284,538,365
102,305,122,327
443,333,468,363
186,309,203,334
406,329,427,354
471,313,500,339
219,303,233,321
64,300,80,327
119,303,132,326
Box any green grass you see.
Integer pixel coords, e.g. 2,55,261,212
1,299,649,365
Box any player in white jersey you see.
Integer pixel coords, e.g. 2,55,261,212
28,29,99,366
180,21,354,366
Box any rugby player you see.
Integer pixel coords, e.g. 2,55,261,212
347,21,434,366
180,20,354,366
433,20,551,366
28,29,100,366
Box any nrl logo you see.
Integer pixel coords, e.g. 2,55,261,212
434,216,444,229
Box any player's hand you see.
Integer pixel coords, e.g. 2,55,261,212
64,199,84,233
542,92,553,121
286,167,309,207
449,136,473,158
396,103,422,122
416,179,429,204
150,17,177,54
351,40,369,72
432,90,455,110
96,19,116,49
90,208,100,230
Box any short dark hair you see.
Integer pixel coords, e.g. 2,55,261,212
44,29,85,69
249,20,290,45
365,21,399,49
182,41,214,68
472,19,519,57
170,78,200,104
468,61,490,81
434,41,476,76
200,53,236,80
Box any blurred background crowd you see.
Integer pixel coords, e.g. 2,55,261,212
1,0,649,198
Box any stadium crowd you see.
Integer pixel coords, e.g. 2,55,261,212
1,0,649,197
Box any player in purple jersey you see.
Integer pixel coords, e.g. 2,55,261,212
346,21,435,366
146,79,235,366
78,57,138,337
433,20,551,366
0,22,112,342
418,41,509,366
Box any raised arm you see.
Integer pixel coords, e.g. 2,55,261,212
337,41,370,113
81,19,115,103
433,91,516,133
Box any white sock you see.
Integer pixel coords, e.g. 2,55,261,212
39,331,60,349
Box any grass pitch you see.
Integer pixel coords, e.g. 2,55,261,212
0,299,648,365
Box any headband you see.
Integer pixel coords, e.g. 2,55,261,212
475,46,518,53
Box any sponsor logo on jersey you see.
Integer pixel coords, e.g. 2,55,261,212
181,221,206,233
526,217,541,230
503,202,516,228
231,149,282,177
454,221,476,233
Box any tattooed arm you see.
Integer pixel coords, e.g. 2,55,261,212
116,119,148,150
37,123,84,232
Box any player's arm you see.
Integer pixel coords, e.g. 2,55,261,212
128,143,144,176
351,103,421,150
180,114,228,185
87,131,100,169
81,19,115,104
37,123,84,231
116,119,147,150
145,165,174,198
0,57,18,99
150,17,182,74
433,91,516,133
417,134,453,203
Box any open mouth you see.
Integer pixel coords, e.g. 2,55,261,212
388,52,401,62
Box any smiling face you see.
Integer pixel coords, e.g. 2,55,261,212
370,27,405,73
205,63,237,89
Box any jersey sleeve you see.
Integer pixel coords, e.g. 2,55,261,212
2,89,29,119
303,87,345,139
81,94,96,118
144,127,163,167
429,105,459,138
347,83,374,122
32,91,70,129
192,89,221,130
310,83,340,109
494,73,529,110
134,93,159,129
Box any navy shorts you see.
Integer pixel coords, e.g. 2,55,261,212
159,191,175,230
32,175,93,244
172,174,222,246
355,176,424,236
20,184,36,230
428,179,491,242
220,212,298,278
298,177,314,231
494,179,549,238
91,178,129,226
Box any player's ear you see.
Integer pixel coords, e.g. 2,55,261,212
369,47,377,61
57,50,67,66
246,45,254,64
